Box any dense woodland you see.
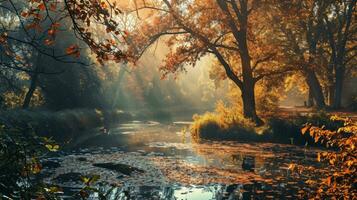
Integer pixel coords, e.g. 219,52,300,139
0,0,356,199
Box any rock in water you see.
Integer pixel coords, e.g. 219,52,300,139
93,163,144,176
242,156,255,171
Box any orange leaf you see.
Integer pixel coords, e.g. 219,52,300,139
50,3,56,11
66,45,80,58
301,125,311,135
38,3,46,11
21,11,28,17
44,39,54,46
48,29,56,36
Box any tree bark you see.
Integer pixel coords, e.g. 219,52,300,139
327,85,335,106
305,69,326,108
241,81,262,125
215,0,262,125
239,36,263,126
22,71,39,109
23,55,42,109
333,66,345,109
307,87,314,107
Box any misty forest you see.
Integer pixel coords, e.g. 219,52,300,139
0,0,356,199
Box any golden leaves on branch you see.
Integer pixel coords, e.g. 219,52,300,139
64,0,126,63
15,0,127,63
300,115,357,198
37,3,46,11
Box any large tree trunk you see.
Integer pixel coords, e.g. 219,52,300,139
23,56,42,109
328,85,335,106
241,81,262,125
333,66,345,109
215,0,262,125
239,38,263,125
307,87,314,107
22,72,39,109
326,61,335,107
329,1,354,108
305,69,326,108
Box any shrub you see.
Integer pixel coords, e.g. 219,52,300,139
191,102,257,142
263,111,345,145
348,95,357,111
298,116,357,199
0,124,58,199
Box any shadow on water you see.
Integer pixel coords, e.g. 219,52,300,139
41,120,326,199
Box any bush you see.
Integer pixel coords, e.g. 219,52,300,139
0,124,112,199
0,124,57,199
348,95,357,111
264,112,344,145
191,109,345,146
191,111,257,142
264,117,314,145
297,116,357,199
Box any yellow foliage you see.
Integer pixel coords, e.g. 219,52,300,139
191,101,255,141
3,87,44,108
301,116,356,198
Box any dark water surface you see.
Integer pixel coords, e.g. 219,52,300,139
41,121,326,199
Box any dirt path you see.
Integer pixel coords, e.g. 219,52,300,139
273,106,357,121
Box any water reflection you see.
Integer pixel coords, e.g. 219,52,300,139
43,120,326,199
84,184,242,200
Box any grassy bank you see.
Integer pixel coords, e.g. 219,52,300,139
0,109,132,143
191,112,344,146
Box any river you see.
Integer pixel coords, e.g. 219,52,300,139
39,120,327,199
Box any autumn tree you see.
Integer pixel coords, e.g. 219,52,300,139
270,0,356,108
0,0,128,108
269,0,327,108
321,0,356,108
127,0,291,125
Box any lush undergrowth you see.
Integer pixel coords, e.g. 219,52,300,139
0,124,112,199
296,116,356,199
191,111,344,146
0,109,132,142
0,109,132,199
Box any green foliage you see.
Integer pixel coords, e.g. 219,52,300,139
0,124,59,199
0,123,118,199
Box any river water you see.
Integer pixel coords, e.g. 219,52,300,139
40,120,327,199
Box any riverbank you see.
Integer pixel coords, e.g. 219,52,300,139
0,109,132,143
191,111,347,146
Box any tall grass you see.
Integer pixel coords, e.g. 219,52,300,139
191,107,343,146
191,101,257,142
